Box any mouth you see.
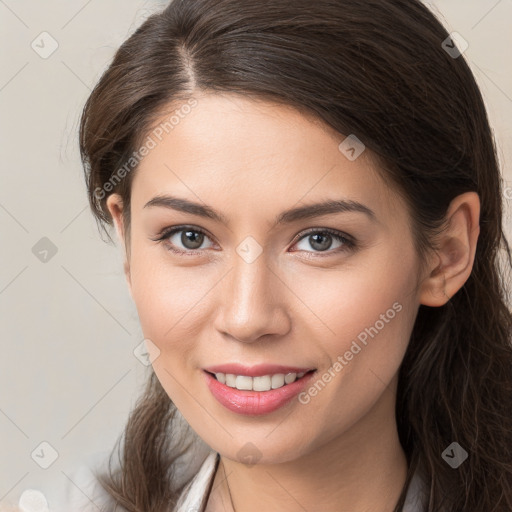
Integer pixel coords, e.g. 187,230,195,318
204,368,316,392
203,368,318,416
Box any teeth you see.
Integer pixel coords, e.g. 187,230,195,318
271,374,285,389
213,371,307,391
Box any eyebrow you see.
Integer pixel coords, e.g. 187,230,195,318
143,195,376,226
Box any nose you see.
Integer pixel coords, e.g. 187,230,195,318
214,250,291,343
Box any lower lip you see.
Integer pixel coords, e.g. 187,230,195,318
203,370,316,416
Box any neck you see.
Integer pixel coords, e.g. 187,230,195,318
209,374,408,512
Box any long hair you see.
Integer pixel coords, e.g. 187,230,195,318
78,1,512,510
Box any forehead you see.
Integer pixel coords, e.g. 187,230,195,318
130,92,403,223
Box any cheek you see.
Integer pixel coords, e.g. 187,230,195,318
292,253,419,437
300,254,416,339
293,245,419,368
129,252,211,352
128,254,210,408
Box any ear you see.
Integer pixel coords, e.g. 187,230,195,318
106,193,132,298
419,191,480,307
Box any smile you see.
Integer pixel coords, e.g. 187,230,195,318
208,371,308,391
203,369,317,415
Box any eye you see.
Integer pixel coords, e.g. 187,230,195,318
151,225,356,257
151,225,215,256
291,228,356,256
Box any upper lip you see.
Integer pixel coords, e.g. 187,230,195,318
203,363,316,377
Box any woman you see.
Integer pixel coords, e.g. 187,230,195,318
75,0,512,510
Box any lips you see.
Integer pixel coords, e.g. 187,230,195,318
203,368,317,415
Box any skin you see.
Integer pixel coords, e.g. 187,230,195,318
106,91,480,512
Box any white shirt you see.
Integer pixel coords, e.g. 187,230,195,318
7,449,429,512
174,451,429,512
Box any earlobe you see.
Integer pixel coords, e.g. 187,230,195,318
419,191,480,307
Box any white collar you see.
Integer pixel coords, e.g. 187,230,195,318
174,451,429,512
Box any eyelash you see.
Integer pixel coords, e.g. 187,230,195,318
150,225,357,258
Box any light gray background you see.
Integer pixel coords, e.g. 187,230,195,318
1,0,511,505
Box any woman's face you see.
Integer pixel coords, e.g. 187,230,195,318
107,92,427,464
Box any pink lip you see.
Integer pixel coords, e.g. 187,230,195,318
203,369,317,416
203,363,315,377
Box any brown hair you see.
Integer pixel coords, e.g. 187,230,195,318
79,0,512,510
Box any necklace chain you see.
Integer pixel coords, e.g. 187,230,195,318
217,455,408,512
221,458,236,512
